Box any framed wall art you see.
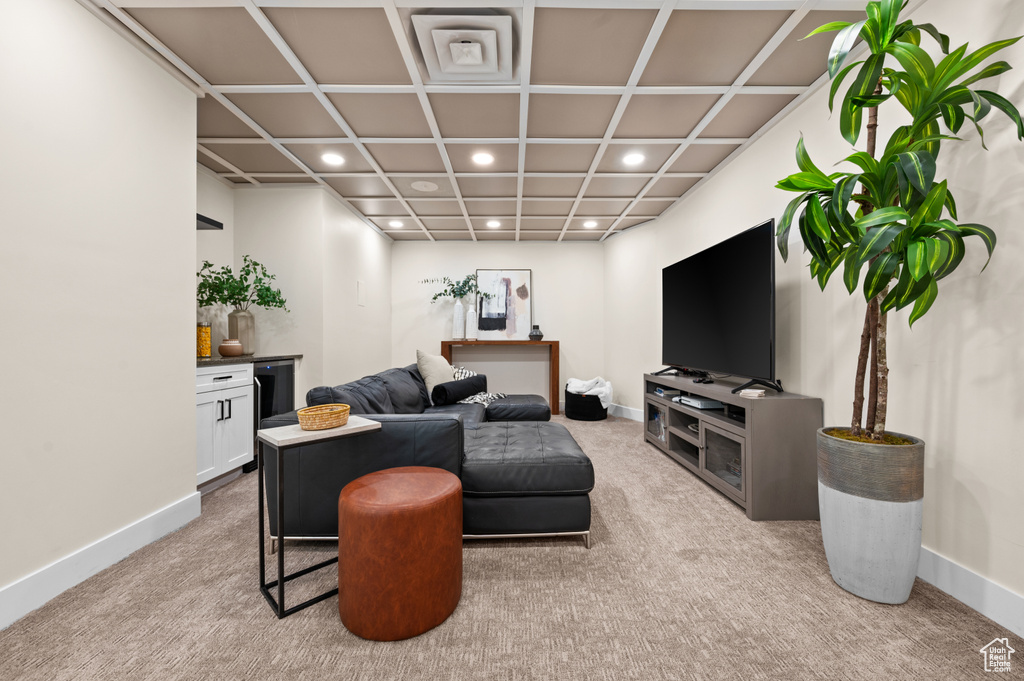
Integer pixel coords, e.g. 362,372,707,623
475,269,532,340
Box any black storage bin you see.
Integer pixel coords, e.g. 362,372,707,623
564,388,607,421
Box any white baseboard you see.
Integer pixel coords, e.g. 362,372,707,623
608,403,643,422
918,546,1024,638
0,492,201,631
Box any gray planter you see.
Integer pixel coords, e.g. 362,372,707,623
228,308,255,356
817,427,925,604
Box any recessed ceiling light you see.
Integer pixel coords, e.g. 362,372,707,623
472,152,495,165
388,220,404,228
321,152,345,166
411,180,439,192
486,220,501,228
583,220,598,229
623,153,645,166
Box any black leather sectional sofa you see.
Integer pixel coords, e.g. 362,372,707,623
262,364,595,547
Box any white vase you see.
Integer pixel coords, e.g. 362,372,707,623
465,297,478,341
452,298,465,340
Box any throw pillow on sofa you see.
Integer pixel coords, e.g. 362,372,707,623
431,375,488,405
416,350,454,404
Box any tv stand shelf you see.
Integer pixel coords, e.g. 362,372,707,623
644,373,822,520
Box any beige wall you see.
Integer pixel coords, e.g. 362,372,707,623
603,0,1024,597
196,167,236,348
232,186,392,401
0,0,197,586
391,242,605,401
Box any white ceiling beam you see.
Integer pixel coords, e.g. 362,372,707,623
95,0,401,241
198,144,259,184
556,0,676,241
238,0,436,240
516,0,536,241
379,0,478,240
198,136,750,146
599,0,815,241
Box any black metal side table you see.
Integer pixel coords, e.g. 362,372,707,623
256,416,381,618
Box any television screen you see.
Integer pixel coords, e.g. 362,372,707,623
662,220,775,382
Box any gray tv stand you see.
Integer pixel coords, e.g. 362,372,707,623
643,373,822,520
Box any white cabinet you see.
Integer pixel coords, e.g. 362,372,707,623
196,363,254,486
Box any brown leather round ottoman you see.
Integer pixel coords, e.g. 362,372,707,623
338,466,462,641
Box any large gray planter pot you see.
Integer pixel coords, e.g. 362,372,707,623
227,308,255,356
817,427,925,604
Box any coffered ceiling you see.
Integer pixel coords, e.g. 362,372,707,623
88,0,866,242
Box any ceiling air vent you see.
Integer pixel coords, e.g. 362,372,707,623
411,13,514,83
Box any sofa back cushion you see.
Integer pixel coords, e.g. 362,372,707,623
378,366,428,414
306,375,395,414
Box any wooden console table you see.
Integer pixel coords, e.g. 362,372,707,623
440,340,560,415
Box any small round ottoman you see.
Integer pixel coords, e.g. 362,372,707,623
338,466,462,641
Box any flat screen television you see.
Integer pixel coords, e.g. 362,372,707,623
661,219,779,392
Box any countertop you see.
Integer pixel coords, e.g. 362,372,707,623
197,353,302,368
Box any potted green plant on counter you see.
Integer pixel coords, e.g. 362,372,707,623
422,274,490,341
197,256,288,355
775,0,1021,603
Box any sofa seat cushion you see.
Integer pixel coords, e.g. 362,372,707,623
462,422,594,497
484,394,551,422
425,403,486,429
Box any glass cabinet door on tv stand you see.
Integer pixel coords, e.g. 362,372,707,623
646,401,668,445
700,422,746,504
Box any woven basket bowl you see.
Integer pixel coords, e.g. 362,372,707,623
297,404,350,431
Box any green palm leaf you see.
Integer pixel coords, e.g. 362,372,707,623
908,278,939,327
853,205,910,230
863,252,899,301
826,20,867,77
896,150,935,195
906,238,930,280
977,90,1024,139
806,195,832,242
914,22,950,53
958,223,997,271
932,230,966,279
858,223,906,263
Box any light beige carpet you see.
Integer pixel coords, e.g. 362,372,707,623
2,416,1019,680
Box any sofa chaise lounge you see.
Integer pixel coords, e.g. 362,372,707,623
262,364,595,546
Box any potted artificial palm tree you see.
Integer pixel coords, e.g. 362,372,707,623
776,0,1021,603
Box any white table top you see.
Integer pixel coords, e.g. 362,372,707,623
256,415,381,448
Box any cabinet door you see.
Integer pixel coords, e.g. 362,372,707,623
700,422,746,503
196,391,222,485
218,385,253,471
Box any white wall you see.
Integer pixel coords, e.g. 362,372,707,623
603,0,1024,598
234,186,326,399
0,0,197,590
232,186,392,401
196,167,236,348
322,193,392,384
391,242,605,402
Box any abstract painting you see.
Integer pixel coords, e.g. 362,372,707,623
476,269,532,340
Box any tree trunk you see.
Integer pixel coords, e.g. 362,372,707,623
851,84,884,437
851,304,873,435
865,295,881,432
872,304,890,440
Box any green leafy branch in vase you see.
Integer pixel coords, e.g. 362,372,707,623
775,0,1022,441
421,274,492,302
197,255,289,312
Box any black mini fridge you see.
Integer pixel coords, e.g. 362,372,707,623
243,359,295,473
